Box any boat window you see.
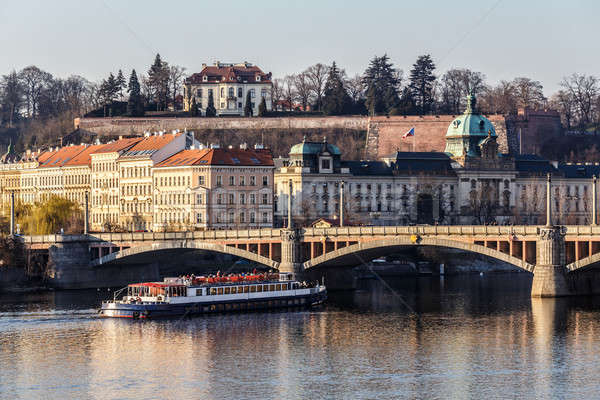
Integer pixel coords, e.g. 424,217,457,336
224,287,230,295
196,288,203,296
250,286,256,293
256,285,263,292
210,288,217,295
217,288,224,295
276,284,282,291
237,287,243,293
244,286,249,293
270,284,276,291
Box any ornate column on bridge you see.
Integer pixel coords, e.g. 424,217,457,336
531,226,571,297
278,229,304,279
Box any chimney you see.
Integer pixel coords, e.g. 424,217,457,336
240,143,248,150
119,135,123,140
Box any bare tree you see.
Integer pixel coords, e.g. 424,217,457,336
19,66,52,118
512,77,546,109
305,63,328,111
270,79,284,111
0,71,23,127
283,75,297,111
550,89,576,130
560,73,598,129
293,72,312,111
168,65,187,111
479,80,517,114
439,69,486,114
346,73,365,103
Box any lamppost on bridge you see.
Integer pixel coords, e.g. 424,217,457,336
592,175,597,226
84,191,89,235
546,173,552,227
10,190,15,236
339,181,344,227
287,179,293,229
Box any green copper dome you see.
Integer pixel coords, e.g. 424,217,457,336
289,137,341,156
445,94,497,157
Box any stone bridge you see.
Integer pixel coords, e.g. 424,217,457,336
22,225,600,296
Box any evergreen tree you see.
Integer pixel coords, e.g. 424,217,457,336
116,69,126,100
244,91,253,117
409,54,437,115
322,62,352,116
205,91,216,117
362,54,400,115
258,96,267,117
127,69,144,117
148,53,170,111
190,97,198,117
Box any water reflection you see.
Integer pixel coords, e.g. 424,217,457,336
1,275,600,399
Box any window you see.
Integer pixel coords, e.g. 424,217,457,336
262,176,268,186
250,176,256,186
250,88,255,98
220,88,224,97
197,89,202,98
197,194,203,204
240,212,245,223
250,212,255,223
217,194,223,205
198,176,205,186
240,193,246,204
203,76,208,82
321,159,330,170
262,212,268,223
208,88,213,97
239,176,245,186
229,212,234,223
238,102,242,108
262,193,268,205
220,103,225,108
228,87,234,97
261,89,267,98
250,194,256,204
238,88,243,97
229,176,235,186
216,176,222,187
228,193,235,204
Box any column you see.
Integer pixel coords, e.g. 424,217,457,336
531,226,570,297
278,229,303,279
84,191,89,235
546,173,552,227
592,175,597,226
10,191,15,236
287,179,293,229
340,181,344,227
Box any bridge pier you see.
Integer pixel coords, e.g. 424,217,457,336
531,226,571,297
278,229,304,280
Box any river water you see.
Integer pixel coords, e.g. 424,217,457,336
1,273,600,399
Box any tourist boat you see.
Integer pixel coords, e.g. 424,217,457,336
99,272,327,319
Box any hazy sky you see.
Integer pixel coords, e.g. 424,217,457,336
0,0,597,94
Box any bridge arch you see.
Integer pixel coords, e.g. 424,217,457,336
567,253,600,272
90,240,279,269
303,237,534,272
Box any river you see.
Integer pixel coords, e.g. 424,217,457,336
1,273,600,399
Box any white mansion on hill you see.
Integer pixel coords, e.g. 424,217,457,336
274,95,600,227
183,62,273,116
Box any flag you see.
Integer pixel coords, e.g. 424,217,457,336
402,127,415,139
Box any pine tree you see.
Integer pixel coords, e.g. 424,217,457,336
409,54,437,115
258,97,267,117
363,54,400,115
244,91,253,117
116,69,126,100
322,62,352,116
148,53,170,111
127,69,144,117
190,97,198,117
205,91,216,117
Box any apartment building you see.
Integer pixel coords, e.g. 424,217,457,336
153,146,274,231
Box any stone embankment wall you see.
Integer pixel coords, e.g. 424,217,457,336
75,112,560,160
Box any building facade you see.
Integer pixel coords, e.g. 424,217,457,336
183,62,272,116
274,96,600,227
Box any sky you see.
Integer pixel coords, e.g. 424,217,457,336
0,0,598,94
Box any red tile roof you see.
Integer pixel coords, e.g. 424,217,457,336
155,148,274,168
92,137,143,154
38,145,89,168
122,133,182,156
186,63,272,85
63,144,105,166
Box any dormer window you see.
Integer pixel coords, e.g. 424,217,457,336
256,75,261,82
202,75,208,82
319,156,333,173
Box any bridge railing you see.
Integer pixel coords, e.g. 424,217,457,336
301,225,543,238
